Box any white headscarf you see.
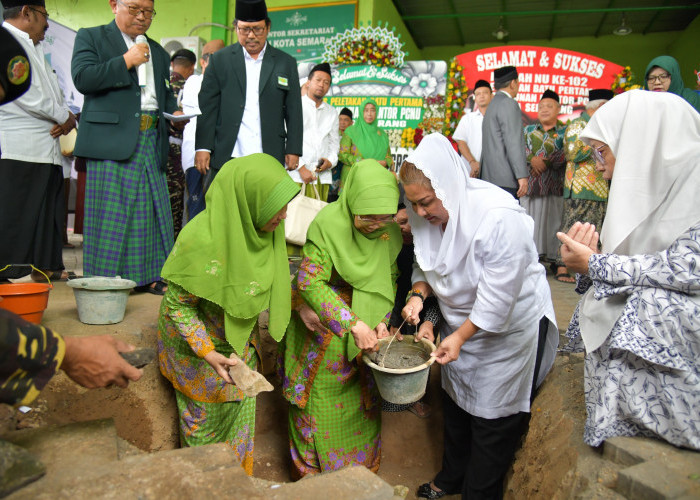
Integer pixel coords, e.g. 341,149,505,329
577,89,700,351
402,133,523,291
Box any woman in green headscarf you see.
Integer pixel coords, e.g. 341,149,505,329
279,159,402,479
156,154,300,476
644,55,700,113
338,98,394,187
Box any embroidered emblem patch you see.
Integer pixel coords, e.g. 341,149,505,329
277,76,288,86
7,56,29,86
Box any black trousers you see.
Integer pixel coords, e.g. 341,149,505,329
433,316,549,499
0,159,64,279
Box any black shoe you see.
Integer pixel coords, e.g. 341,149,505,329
417,482,446,499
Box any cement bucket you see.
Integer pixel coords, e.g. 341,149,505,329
363,335,436,405
67,277,136,325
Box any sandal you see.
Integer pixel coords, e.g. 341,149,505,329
31,270,79,282
417,482,446,499
408,401,432,419
555,273,576,284
134,280,168,296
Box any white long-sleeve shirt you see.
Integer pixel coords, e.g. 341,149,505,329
231,44,266,159
452,108,484,162
287,95,339,184
180,74,202,172
0,22,70,165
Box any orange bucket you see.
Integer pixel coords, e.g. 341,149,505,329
0,283,51,324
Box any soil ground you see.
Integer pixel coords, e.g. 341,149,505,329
9,235,581,499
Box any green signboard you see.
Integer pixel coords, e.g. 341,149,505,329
268,2,356,63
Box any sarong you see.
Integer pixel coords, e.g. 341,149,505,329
0,159,64,279
556,198,607,267
84,124,174,286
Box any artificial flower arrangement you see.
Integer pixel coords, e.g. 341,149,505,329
322,22,406,67
611,66,642,94
444,57,469,135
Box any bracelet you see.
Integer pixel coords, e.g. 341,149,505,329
407,287,425,302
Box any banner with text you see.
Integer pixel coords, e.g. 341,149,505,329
268,2,356,63
456,46,622,121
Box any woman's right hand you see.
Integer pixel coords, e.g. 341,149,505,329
351,321,378,351
203,350,237,384
298,304,325,334
402,297,423,325
415,321,435,343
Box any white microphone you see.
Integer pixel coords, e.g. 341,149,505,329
135,35,148,87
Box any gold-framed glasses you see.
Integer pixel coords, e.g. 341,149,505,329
117,0,156,19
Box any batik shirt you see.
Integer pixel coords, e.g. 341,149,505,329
563,113,609,201
524,120,567,196
0,309,65,406
564,223,700,449
281,241,396,409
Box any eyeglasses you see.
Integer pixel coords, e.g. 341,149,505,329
591,144,607,166
646,73,670,84
117,0,156,19
357,215,396,224
27,6,49,20
237,26,266,36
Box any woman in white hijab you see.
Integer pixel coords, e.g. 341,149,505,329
558,90,700,450
399,133,558,499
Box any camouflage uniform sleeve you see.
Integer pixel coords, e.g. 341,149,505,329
0,309,65,407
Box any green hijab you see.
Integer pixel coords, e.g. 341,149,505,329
161,154,301,354
644,55,700,113
344,98,390,161
305,159,402,359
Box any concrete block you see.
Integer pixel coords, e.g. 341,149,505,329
269,466,395,500
8,443,262,499
3,418,118,478
617,461,700,500
603,436,676,466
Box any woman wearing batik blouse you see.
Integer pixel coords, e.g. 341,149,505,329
558,90,700,450
157,154,300,475
279,159,401,479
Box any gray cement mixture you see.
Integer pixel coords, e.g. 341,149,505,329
375,341,430,369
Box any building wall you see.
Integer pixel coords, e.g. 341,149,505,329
45,0,697,89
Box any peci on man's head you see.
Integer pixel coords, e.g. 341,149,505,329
493,66,519,97
234,0,270,57
2,0,50,45
110,0,155,39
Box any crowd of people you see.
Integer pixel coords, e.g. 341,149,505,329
1,0,699,498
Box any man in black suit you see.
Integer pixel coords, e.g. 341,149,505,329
194,0,303,181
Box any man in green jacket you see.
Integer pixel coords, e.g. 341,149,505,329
194,0,303,182
71,0,182,295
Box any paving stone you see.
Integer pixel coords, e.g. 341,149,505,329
3,418,118,479
616,461,699,500
8,442,263,499
0,440,45,497
603,436,676,466
269,466,395,500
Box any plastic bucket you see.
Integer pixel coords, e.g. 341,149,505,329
67,277,137,325
362,335,436,405
0,283,52,324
